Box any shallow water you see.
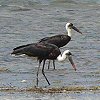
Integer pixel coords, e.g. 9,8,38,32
0,0,100,99
0,91,100,100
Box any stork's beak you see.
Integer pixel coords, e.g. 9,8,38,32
68,55,76,71
72,26,82,34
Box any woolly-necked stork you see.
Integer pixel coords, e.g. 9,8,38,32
11,42,75,86
39,23,82,69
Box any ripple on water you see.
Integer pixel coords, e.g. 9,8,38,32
0,1,100,100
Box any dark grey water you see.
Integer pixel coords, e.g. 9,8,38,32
0,0,100,99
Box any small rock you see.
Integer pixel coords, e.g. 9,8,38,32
21,80,27,83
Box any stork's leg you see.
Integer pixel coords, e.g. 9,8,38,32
42,60,50,85
47,60,50,69
36,60,42,86
48,60,56,70
53,60,56,70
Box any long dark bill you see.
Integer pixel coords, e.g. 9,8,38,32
72,26,82,34
68,55,76,71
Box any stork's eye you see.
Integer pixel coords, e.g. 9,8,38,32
67,52,72,55
68,23,73,27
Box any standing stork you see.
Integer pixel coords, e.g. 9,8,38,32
39,23,82,70
11,42,75,86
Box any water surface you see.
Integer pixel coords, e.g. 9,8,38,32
0,0,100,99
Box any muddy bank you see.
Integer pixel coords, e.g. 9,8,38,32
0,86,100,93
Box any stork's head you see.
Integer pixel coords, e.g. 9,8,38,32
66,23,82,36
64,50,77,71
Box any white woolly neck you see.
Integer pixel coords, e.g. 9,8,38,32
57,50,70,62
66,23,72,37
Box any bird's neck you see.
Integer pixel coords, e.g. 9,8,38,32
67,28,72,37
57,53,67,62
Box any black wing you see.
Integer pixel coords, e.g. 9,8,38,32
39,35,71,48
13,43,33,50
11,43,60,59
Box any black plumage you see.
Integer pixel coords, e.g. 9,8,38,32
11,22,81,86
12,42,60,60
11,42,61,86
39,35,71,69
39,34,71,48
39,23,82,69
